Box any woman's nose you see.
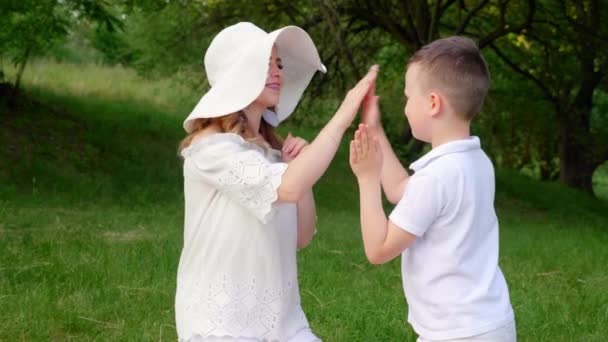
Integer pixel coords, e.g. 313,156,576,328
269,63,282,77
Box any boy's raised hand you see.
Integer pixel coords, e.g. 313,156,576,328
350,124,383,180
361,72,381,130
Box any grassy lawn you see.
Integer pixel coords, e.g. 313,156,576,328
1,61,608,341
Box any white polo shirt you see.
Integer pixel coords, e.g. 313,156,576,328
389,136,514,340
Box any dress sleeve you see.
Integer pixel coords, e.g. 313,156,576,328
183,136,288,224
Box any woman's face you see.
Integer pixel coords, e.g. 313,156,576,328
254,46,283,108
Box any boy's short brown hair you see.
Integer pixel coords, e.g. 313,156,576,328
408,36,490,120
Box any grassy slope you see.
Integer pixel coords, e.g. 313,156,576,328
1,61,607,341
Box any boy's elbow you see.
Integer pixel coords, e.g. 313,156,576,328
386,193,400,205
384,188,402,205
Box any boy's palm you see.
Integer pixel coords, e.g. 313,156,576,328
350,125,383,179
360,68,382,131
362,88,381,129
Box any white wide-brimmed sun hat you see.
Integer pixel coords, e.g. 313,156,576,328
183,22,327,133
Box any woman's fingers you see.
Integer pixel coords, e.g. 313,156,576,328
283,136,309,160
351,65,379,100
282,137,293,152
289,139,306,157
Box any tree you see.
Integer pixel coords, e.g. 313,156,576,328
489,0,608,194
322,0,537,156
0,0,120,95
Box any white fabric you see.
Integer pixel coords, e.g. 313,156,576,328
176,133,319,341
186,328,321,342
416,320,516,342
389,136,514,340
183,22,326,132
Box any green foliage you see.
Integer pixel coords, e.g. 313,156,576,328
3,0,608,193
0,1,69,64
90,23,135,65
0,0,120,89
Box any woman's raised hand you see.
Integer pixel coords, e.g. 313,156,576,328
333,65,379,130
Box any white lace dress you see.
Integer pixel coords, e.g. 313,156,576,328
176,133,319,342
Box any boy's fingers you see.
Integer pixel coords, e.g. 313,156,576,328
360,125,369,157
373,95,380,105
349,140,357,164
355,139,362,158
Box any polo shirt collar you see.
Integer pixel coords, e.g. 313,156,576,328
410,136,481,171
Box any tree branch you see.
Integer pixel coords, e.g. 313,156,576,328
439,0,460,18
478,0,536,48
489,43,555,102
455,0,490,35
428,0,443,41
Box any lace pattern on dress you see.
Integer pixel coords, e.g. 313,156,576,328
216,153,287,223
178,275,306,342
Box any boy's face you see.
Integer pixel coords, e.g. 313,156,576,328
404,64,432,143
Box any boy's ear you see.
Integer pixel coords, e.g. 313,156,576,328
428,91,442,117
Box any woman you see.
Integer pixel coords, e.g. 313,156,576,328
175,22,377,341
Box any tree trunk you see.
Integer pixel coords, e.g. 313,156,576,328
558,119,594,193
558,78,601,194
13,47,31,97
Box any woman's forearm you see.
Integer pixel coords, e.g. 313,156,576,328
296,190,316,248
277,65,378,202
277,116,347,202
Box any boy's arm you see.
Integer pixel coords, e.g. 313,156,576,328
374,128,410,204
350,125,416,264
361,83,409,204
357,177,416,264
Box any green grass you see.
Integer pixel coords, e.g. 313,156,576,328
1,61,608,341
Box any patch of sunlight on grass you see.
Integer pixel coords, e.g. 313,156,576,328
4,59,200,117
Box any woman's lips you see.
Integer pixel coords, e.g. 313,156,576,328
265,83,281,91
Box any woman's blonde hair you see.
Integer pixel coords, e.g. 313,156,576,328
178,111,283,154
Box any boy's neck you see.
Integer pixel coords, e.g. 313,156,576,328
431,117,471,148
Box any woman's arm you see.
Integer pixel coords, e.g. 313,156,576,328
277,65,379,202
281,135,317,248
296,190,316,248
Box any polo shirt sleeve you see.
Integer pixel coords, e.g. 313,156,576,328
389,173,446,236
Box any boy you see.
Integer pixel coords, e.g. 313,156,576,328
349,37,515,341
